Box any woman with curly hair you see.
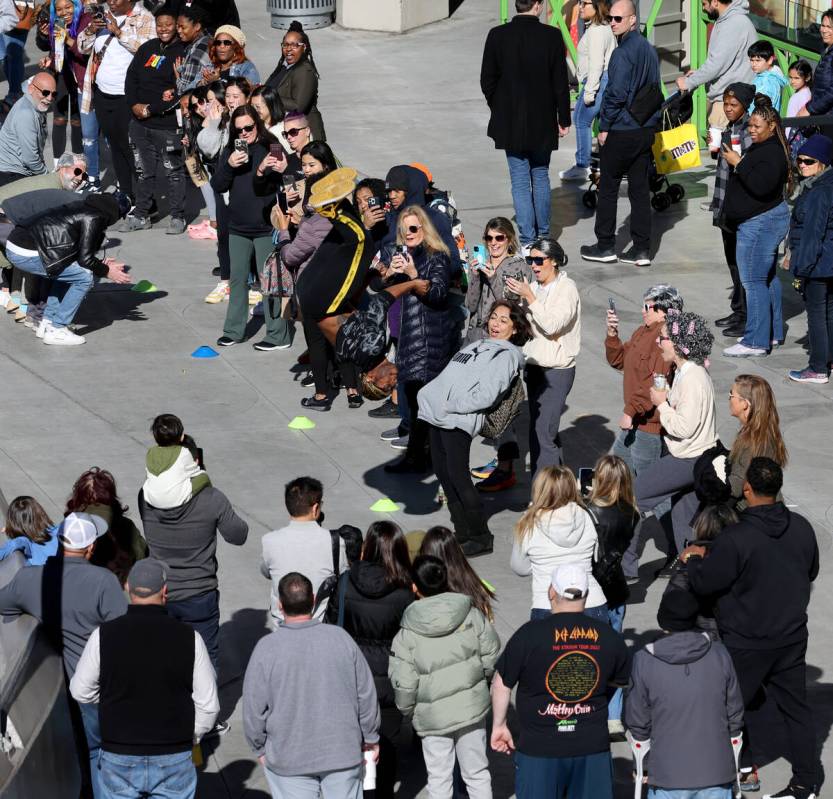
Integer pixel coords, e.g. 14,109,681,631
203,25,260,86
632,311,718,564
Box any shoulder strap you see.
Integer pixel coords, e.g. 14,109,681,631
330,529,340,574
336,571,348,628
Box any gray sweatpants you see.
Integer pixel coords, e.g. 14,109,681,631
421,723,492,799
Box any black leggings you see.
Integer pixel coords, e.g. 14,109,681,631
214,189,230,281
404,380,429,460
429,426,491,543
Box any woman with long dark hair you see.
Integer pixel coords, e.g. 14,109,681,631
250,83,285,139
214,104,293,352
325,521,414,799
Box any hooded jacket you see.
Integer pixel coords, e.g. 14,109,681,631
807,45,833,116
682,0,756,101
388,592,500,736
324,561,414,707
417,338,523,438
686,503,819,649
510,502,606,610
788,167,833,280
751,66,788,113
142,445,211,510
625,632,744,790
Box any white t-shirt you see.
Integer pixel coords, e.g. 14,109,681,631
93,15,134,95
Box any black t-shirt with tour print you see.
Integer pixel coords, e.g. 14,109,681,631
496,612,631,757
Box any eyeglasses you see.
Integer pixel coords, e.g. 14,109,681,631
525,256,547,265
283,126,308,138
31,83,55,98
485,234,506,242
406,224,422,233
281,41,304,49
796,156,818,166
728,392,743,400
235,123,256,133
658,335,671,342
214,39,235,46
606,14,626,22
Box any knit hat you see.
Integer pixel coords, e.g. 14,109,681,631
550,563,588,600
798,134,833,166
724,82,756,110
308,166,358,208
657,589,700,632
214,24,245,48
59,512,108,549
385,165,410,193
128,558,168,597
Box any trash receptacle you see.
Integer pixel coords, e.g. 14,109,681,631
268,0,335,30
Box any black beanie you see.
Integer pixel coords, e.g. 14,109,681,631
725,82,756,110
657,589,700,632
385,165,410,192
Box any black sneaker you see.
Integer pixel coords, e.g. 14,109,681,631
619,247,651,267
580,243,618,263
216,336,238,347
253,340,291,352
368,398,399,418
384,457,428,474
461,536,494,557
380,427,404,441
715,313,742,328
300,373,315,388
763,784,817,799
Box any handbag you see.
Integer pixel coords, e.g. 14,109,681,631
184,152,209,187
260,248,295,299
480,371,524,440
652,110,702,175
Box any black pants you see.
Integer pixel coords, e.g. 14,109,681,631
94,87,135,198
804,277,833,373
721,228,746,319
129,120,186,220
429,426,491,544
369,705,402,799
595,127,655,252
404,380,429,462
729,640,818,787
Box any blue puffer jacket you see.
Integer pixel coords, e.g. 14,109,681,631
396,246,455,383
789,168,833,279
599,29,661,131
807,45,833,116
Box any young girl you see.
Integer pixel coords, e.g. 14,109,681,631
511,466,606,621
786,59,813,144
0,496,59,565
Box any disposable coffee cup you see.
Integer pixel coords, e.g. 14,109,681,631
708,126,722,150
363,749,377,790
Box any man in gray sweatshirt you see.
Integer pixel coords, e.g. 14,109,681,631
0,71,55,185
242,572,380,798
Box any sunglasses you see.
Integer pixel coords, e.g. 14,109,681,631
281,41,303,49
73,167,88,178
485,234,506,242
406,224,422,233
606,14,626,21
31,84,55,98
643,303,658,312
283,126,308,138
235,123,256,133
525,256,547,266
658,335,671,342
796,156,818,166
214,39,235,46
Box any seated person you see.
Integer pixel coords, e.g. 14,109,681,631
0,496,59,565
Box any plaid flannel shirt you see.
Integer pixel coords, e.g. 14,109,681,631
176,35,212,95
77,4,155,114
711,115,753,226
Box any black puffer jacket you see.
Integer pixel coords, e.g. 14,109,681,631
325,561,414,707
396,245,455,383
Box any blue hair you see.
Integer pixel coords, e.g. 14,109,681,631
49,0,83,40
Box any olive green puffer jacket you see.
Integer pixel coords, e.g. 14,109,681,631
388,592,500,736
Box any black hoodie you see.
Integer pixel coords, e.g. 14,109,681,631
687,502,819,649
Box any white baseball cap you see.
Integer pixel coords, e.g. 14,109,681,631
59,512,108,549
550,563,589,600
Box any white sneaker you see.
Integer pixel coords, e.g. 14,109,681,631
36,319,51,339
559,164,590,182
43,326,86,346
723,342,767,358
204,280,229,304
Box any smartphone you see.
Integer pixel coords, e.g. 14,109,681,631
366,196,382,209
269,142,283,159
282,173,297,192
473,244,487,268
608,297,616,313
578,467,595,496
233,139,248,156
394,244,409,258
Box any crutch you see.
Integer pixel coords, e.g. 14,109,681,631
626,730,651,799
731,732,744,799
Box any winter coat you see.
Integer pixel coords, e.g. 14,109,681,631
510,502,606,610
750,67,788,113
480,15,571,152
395,246,455,384
625,632,744,790
417,338,523,438
464,254,533,341
599,28,661,131
788,167,833,279
388,592,500,736
324,561,414,708
264,58,326,142
807,44,833,116
686,503,819,649
277,211,332,279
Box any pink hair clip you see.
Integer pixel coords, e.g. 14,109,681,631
672,322,680,335
687,321,695,335
682,346,690,354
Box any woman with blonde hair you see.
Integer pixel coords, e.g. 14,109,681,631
728,374,788,508
511,466,607,621
382,205,455,473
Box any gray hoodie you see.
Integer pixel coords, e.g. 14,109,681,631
682,0,757,101
417,337,523,438
625,632,744,790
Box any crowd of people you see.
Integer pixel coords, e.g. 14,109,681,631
0,0,828,797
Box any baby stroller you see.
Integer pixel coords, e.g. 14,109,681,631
582,91,693,212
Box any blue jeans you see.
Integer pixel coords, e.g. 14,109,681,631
2,28,29,102
263,763,362,798
736,202,789,349
99,750,196,798
608,604,625,721
506,150,552,246
79,701,103,799
574,75,608,168
515,750,613,799
80,92,101,179
166,589,220,674
8,250,95,328
648,787,733,799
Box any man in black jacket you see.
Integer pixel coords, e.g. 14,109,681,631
682,458,820,799
480,0,570,251
4,193,132,345
122,5,186,234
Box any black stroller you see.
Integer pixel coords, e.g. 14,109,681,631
582,91,694,212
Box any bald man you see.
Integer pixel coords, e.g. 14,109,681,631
0,71,56,186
